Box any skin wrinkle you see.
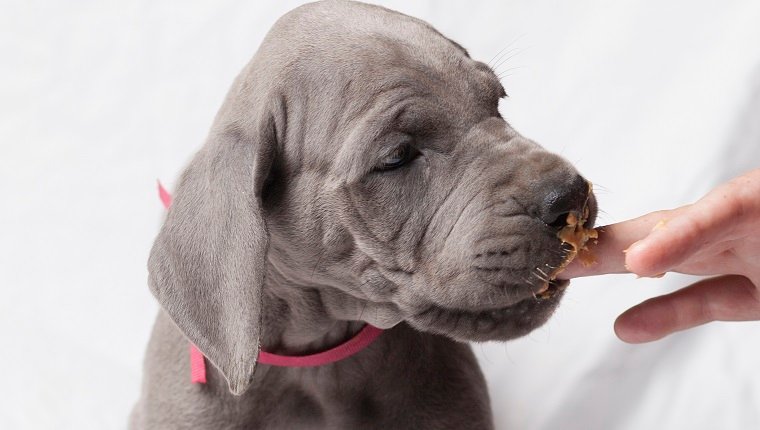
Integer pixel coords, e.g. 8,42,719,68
471,232,526,251
336,95,424,181
332,77,356,136
479,195,523,215
350,106,427,182
412,176,461,254
386,207,415,245
275,95,289,156
357,268,391,297
410,155,488,262
496,196,531,218
307,183,330,280
344,185,385,247
348,88,413,140
286,88,307,175
490,175,522,196
311,247,327,281
337,55,434,132
372,95,433,146
405,268,530,316
442,184,486,248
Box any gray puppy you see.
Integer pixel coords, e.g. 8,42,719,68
131,1,597,429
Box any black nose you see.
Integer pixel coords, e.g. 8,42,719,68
540,174,590,229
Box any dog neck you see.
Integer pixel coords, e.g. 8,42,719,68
259,264,368,356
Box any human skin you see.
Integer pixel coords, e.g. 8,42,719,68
560,169,760,343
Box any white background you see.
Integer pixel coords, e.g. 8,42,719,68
2,1,760,429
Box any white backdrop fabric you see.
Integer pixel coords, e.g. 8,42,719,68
2,1,760,429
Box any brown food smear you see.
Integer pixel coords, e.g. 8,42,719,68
556,208,597,271
537,184,598,298
551,189,599,279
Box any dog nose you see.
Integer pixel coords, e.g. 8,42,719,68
539,174,590,229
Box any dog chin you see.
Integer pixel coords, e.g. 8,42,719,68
406,280,568,342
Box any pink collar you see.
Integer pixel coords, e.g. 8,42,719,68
190,324,383,383
158,181,385,384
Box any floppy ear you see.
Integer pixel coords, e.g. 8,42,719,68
148,118,275,395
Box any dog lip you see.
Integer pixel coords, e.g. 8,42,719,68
471,264,570,303
413,279,568,319
536,278,569,299
407,286,565,342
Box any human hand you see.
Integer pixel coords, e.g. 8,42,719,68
560,169,760,343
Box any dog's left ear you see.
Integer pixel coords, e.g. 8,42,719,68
148,111,276,395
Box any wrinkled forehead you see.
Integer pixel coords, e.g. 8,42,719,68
346,31,504,102
321,37,505,179
263,3,505,181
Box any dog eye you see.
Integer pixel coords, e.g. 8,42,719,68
377,144,419,171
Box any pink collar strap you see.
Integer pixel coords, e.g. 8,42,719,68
188,324,383,384
158,181,385,384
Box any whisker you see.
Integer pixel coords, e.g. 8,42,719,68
531,270,549,284
491,48,521,72
487,33,526,68
592,182,611,193
493,51,523,74
486,33,525,69
488,45,518,68
497,65,526,80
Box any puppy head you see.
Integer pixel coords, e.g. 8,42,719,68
148,1,596,395
260,1,597,340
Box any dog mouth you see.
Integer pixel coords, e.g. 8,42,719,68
405,201,596,342
403,187,596,342
407,279,569,342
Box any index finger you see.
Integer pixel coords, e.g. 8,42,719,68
558,209,679,279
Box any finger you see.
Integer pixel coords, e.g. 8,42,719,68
614,275,760,344
625,175,759,277
559,210,677,279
